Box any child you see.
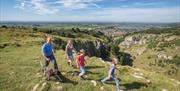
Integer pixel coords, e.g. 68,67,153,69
101,57,121,91
76,49,86,80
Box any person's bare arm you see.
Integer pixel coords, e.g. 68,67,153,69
116,68,120,71
65,45,68,59
42,53,49,61
52,43,56,55
76,57,79,68
52,47,56,55
72,45,77,53
84,57,86,64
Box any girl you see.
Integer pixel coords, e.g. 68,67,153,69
101,57,122,91
76,49,86,80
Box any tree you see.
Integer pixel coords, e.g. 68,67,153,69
1,25,7,29
32,27,38,32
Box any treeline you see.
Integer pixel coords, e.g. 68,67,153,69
132,27,180,35
33,27,109,41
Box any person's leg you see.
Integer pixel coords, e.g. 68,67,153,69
67,55,71,66
79,66,85,76
111,76,120,91
44,56,50,68
43,56,50,76
50,55,59,70
50,55,62,75
101,76,110,84
68,55,74,66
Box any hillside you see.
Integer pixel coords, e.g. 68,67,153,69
119,27,180,81
0,27,180,91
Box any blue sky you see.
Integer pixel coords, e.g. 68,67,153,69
0,0,180,22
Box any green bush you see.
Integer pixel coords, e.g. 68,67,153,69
32,27,38,32
169,56,180,66
114,37,124,45
1,25,8,29
111,44,120,55
148,40,157,49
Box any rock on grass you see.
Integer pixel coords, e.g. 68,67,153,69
100,86,104,90
91,80,97,86
56,86,63,90
32,83,40,91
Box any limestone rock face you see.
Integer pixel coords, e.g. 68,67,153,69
73,40,100,56
120,35,141,47
120,34,157,48
156,51,174,60
120,36,140,47
53,38,108,57
165,35,178,41
135,47,146,56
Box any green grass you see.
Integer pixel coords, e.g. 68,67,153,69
0,28,180,91
1,45,179,91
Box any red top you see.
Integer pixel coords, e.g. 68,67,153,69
77,54,85,66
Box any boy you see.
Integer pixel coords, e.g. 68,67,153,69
76,49,86,80
101,57,122,91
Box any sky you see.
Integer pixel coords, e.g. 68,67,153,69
0,0,180,23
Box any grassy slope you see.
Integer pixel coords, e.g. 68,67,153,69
120,33,180,84
0,29,180,91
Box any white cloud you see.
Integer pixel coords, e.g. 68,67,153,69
31,0,59,15
61,7,180,23
16,0,59,15
118,2,164,8
16,0,102,15
14,0,180,22
133,2,163,6
55,0,102,9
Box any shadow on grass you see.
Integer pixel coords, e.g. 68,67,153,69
67,66,103,75
86,70,101,75
86,66,104,70
51,74,78,85
121,82,148,90
104,80,147,90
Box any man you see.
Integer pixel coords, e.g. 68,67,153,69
42,37,59,72
65,39,75,66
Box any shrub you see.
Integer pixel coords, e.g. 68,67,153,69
114,37,124,45
111,44,120,56
169,56,180,66
148,40,157,49
32,27,38,32
1,25,8,29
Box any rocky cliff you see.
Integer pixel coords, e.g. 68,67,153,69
53,37,106,57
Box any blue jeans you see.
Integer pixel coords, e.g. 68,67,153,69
44,55,58,70
79,66,85,76
101,75,120,91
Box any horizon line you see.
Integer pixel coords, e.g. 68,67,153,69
1,20,180,24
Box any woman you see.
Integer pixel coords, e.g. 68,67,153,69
65,40,75,66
